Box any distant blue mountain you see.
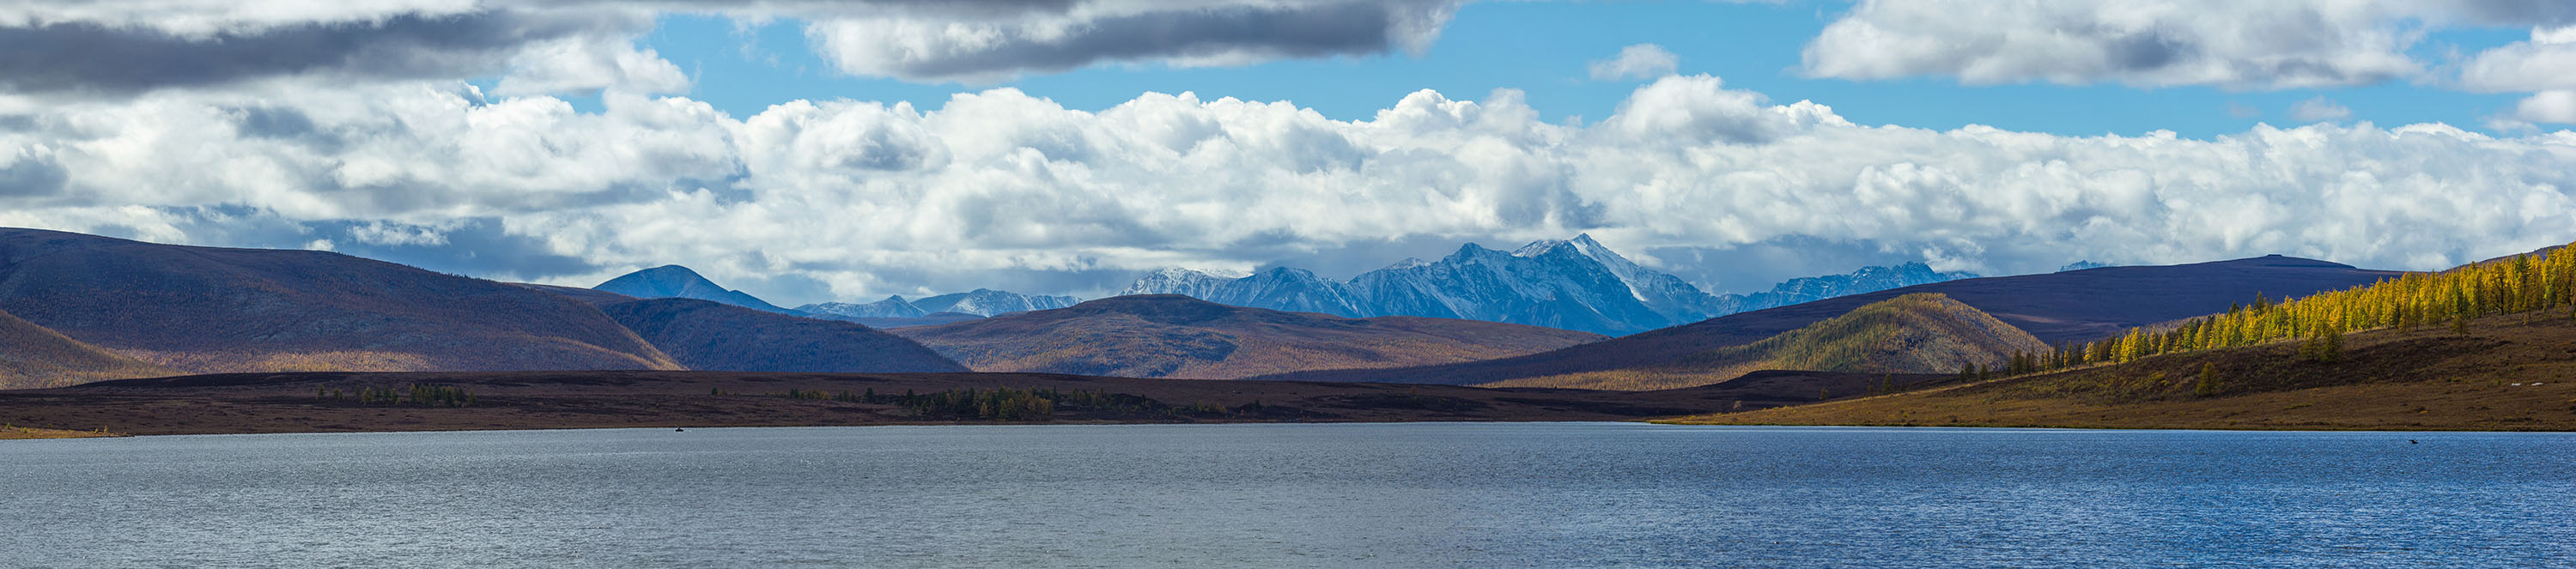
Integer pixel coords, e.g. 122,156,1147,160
796,289,1078,321
1121,234,1977,336
2059,260,2114,272
592,265,793,314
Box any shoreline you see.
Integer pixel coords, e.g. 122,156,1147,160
15,416,2571,440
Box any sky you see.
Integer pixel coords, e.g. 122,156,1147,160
4,0,2575,305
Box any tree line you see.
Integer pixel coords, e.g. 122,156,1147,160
318,384,476,407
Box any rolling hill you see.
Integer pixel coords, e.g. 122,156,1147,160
1485,294,2049,390
0,227,682,375
890,294,1607,379
595,299,968,373
0,306,173,390
1257,255,2400,385
594,265,793,313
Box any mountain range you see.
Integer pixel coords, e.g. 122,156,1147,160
794,290,1080,320
1257,255,2401,387
890,294,1606,379
1121,234,1975,336
591,265,1078,326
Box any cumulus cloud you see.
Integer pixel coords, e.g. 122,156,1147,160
1799,0,2576,91
2511,91,2576,124
2459,25,2576,93
2290,96,2352,122
7,74,2574,304
1589,44,1679,82
494,36,691,95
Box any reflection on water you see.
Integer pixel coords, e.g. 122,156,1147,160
4,423,2572,568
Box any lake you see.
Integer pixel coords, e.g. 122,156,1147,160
4,423,2571,567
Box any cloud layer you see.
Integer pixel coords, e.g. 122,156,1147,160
0,0,1467,95
5,75,2572,304
1802,0,2576,91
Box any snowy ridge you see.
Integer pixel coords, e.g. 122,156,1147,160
1121,236,1980,336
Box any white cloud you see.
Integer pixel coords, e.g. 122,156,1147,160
2512,91,2576,124
1799,0,2576,92
2459,26,2576,93
494,36,691,96
7,74,2575,304
2290,96,2352,122
1589,44,1680,82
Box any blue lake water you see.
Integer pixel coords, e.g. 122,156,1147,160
4,423,2573,568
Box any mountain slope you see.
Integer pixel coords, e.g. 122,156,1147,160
1485,294,2048,390
596,299,968,373
1259,255,2401,385
0,228,681,374
0,306,173,390
594,265,792,313
1668,310,2576,431
890,294,1607,379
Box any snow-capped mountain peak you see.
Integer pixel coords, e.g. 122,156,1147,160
1118,235,1984,336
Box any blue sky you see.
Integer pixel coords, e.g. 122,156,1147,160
7,0,2576,304
630,3,2533,138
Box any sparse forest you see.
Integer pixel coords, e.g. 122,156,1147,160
2022,241,2576,374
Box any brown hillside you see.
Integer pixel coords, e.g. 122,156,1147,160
892,294,1606,379
597,299,969,373
1487,294,2048,390
0,228,681,374
1259,255,2399,385
1668,311,2576,431
0,306,173,390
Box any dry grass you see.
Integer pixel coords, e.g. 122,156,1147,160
0,307,173,390
1666,311,2576,430
1,424,125,439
